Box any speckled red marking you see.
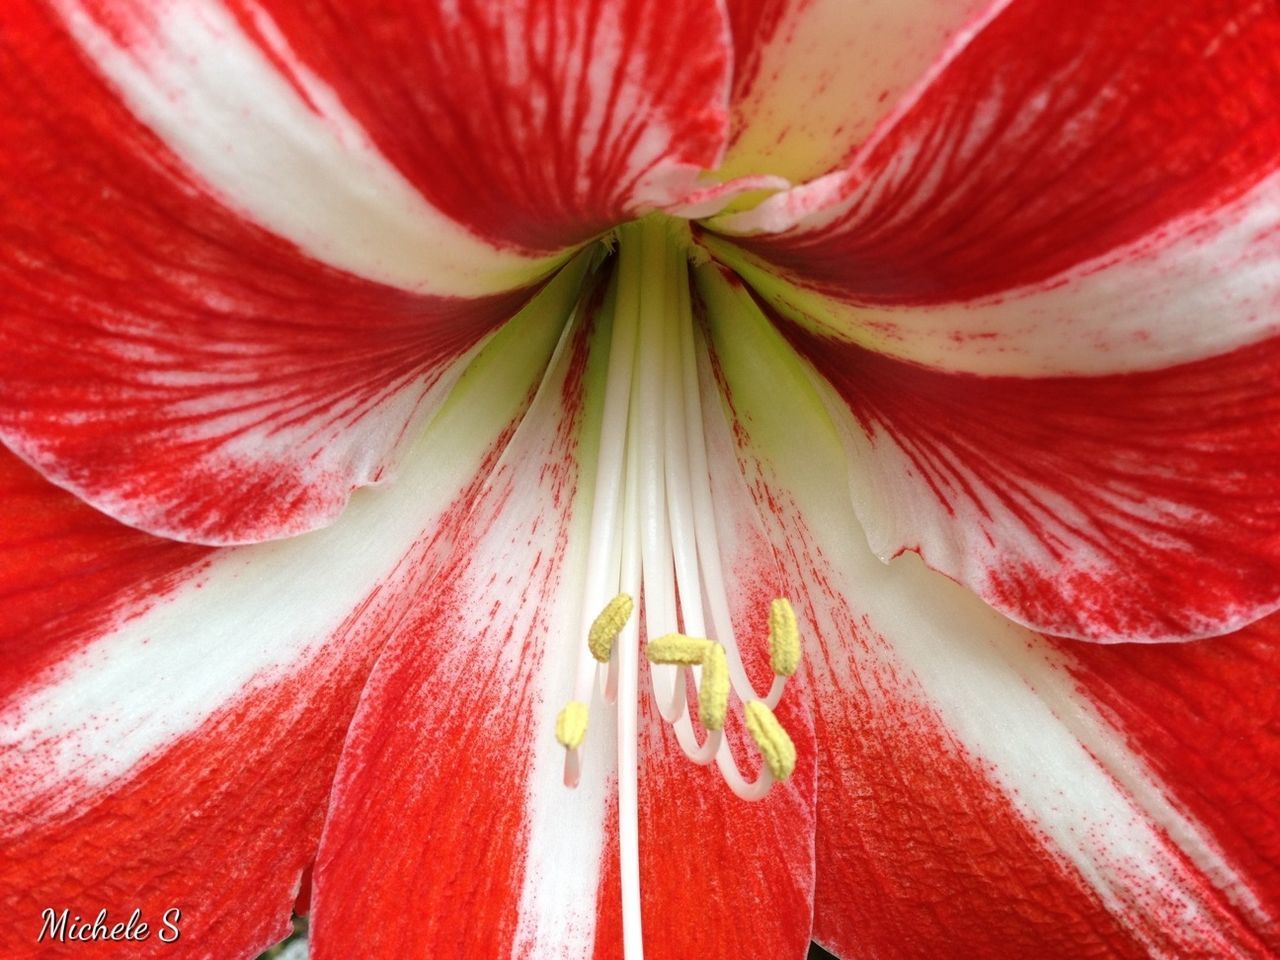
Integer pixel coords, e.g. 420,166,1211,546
592,785,623,960
785,319,1280,640
1055,619,1280,950
743,0,1280,304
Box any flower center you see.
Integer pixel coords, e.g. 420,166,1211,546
551,216,801,958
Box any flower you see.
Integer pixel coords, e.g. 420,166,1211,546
1,0,1278,958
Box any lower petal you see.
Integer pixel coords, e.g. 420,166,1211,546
700,273,1280,957
309,292,612,960
0,272,578,959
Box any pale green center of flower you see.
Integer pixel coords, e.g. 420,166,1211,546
548,216,803,959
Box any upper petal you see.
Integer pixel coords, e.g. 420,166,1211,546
216,0,734,250
698,0,1280,640
709,0,1280,376
701,260,1280,642
716,0,1279,295
0,0,733,544
704,170,1280,379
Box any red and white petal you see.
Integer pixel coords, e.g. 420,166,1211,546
701,283,1280,958
704,263,1280,638
718,0,995,184
0,3,543,545
705,0,1280,645
804,561,1280,960
1050,622,1280,941
804,326,1280,642
719,0,1280,282
0,276,578,959
709,0,1280,373
0,448,211,701
705,170,1280,378
40,0,563,297
213,0,732,250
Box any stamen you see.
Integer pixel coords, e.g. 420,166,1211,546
589,593,634,663
768,598,801,678
743,701,797,780
698,643,729,731
554,701,589,750
553,217,809,960
646,633,712,665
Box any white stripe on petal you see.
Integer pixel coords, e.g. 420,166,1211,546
54,0,562,296
507,321,616,960
710,169,1280,376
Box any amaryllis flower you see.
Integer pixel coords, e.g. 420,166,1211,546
2,0,1278,958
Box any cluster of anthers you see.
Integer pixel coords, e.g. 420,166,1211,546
556,593,801,797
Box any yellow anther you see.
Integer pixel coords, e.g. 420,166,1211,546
743,701,796,780
555,701,589,750
768,598,801,678
588,593,634,663
645,633,713,666
698,643,729,731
